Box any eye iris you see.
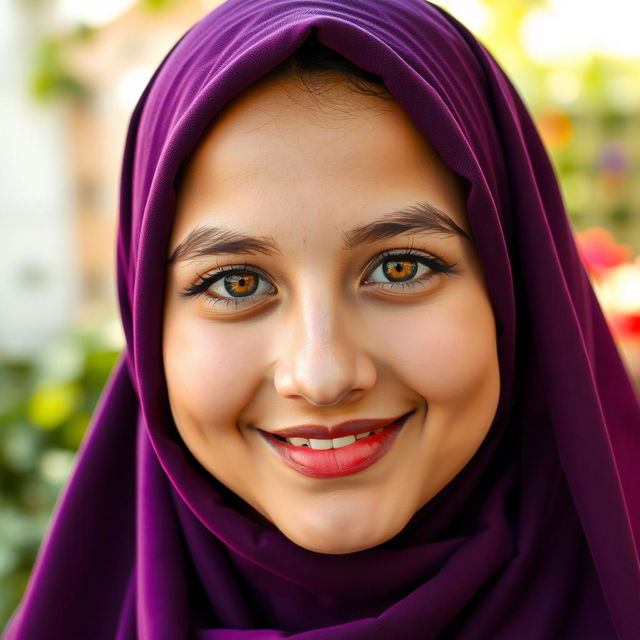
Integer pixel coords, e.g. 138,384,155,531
224,273,258,296
383,259,417,282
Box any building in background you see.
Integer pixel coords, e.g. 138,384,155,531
0,1,77,357
63,0,219,323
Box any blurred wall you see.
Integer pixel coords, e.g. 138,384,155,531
0,0,77,357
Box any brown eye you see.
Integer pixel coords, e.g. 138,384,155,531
362,249,458,291
197,267,275,301
365,252,434,286
382,259,418,282
224,273,259,296
181,264,277,308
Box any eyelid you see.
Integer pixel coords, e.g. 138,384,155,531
361,247,451,282
180,263,276,299
180,247,456,306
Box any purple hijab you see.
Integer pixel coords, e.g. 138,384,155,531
5,1,640,638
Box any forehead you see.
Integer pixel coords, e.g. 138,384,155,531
173,72,470,240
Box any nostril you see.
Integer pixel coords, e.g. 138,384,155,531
273,334,377,405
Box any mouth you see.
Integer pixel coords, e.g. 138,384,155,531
257,411,414,479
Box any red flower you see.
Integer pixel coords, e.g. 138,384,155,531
576,228,631,281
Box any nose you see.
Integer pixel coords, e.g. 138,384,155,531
273,294,377,406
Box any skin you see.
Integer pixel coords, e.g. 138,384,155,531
163,72,500,554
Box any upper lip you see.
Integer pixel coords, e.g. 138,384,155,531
263,412,411,440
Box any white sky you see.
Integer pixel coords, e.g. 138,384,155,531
521,0,640,61
56,0,137,27
52,0,640,61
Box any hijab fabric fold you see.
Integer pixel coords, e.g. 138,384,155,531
5,1,640,638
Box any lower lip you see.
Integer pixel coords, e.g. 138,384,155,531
259,413,411,479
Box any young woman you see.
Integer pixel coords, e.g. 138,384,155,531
5,0,640,638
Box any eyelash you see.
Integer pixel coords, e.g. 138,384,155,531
180,248,458,309
362,248,457,289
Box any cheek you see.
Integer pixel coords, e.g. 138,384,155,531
373,288,498,402
163,314,262,427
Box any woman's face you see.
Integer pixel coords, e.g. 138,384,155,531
163,72,500,554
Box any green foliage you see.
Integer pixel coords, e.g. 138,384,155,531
0,332,119,628
140,0,179,12
29,26,93,102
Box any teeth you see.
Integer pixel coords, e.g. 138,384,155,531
308,438,333,450
285,431,380,448
332,435,356,448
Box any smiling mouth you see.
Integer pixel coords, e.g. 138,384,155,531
270,424,392,450
258,412,414,479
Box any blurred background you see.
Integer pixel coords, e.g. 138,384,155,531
1,0,639,627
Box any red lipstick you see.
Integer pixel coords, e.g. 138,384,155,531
269,415,402,440
258,412,412,479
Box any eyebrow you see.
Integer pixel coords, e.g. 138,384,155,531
167,201,471,264
343,201,471,249
167,226,280,264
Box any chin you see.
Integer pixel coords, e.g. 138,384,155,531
288,531,389,555
274,509,409,555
